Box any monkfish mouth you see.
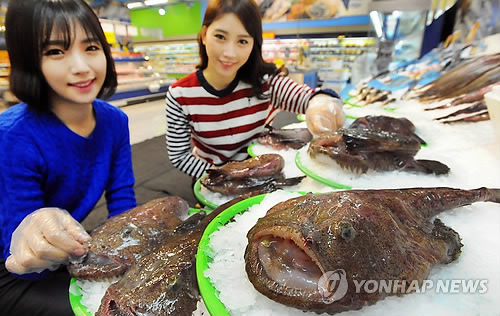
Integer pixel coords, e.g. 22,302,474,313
252,228,325,293
67,251,128,280
104,299,137,316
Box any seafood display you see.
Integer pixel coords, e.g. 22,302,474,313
425,84,497,111
245,187,500,314
434,102,488,121
413,54,500,103
308,128,449,174
257,124,312,150
349,87,394,106
68,197,190,280
349,115,426,145
200,154,304,194
95,193,263,316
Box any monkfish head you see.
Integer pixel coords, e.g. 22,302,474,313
244,190,464,314
68,196,190,280
96,231,201,316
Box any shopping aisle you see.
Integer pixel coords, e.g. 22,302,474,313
115,98,166,145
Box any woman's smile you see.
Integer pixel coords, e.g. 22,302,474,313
69,79,95,92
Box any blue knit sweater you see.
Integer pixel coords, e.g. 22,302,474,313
0,100,137,277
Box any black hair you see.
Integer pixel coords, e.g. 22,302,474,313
197,0,278,99
5,0,117,112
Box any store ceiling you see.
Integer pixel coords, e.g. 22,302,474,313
91,0,197,9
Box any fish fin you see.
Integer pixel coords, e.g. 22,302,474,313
489,189,500,203
414,159,450,175
273,176,306,188
413,133,427,145
175,211,207,233
432,218,463,263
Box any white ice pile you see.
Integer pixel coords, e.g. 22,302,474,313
70,278,116,315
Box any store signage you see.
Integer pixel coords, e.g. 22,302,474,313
262,32,276,39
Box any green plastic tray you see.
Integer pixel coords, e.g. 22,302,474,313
247,142,258,157
295,151,352,190
196,191,306,316
193,177,218,210
69,278,92,316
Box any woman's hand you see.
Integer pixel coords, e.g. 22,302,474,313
5,208,91,274
305,94,346,136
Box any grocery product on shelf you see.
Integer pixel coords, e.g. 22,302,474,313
134,42,200,80
110,50,174,105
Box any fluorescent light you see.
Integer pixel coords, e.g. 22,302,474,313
144,0,169,6
127,2,145,9
370,11,383,38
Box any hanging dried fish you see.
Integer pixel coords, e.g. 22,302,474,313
441,111,490,124
434,102,487,121
425,84,497,111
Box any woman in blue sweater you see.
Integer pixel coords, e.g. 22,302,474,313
0,0,137,314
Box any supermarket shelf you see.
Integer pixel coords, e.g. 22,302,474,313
262,16,372,35
114,57,148,63
109,84,170,106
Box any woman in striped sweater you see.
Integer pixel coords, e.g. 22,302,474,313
166,0,345,179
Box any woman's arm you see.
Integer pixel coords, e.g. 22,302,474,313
269,75,340,114
105,112,137,217
166,89,211,179
0,132,47,261
0,133,89,275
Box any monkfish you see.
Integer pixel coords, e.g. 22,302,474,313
96,222,204,316
201,154,304,194
349,115,426,145
308,128,449,174
245,187,500,314
68,196,190,280
97,192,265,316
257,124,313,149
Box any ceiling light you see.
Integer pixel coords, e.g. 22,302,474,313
144,0,169,6
127,2,145,9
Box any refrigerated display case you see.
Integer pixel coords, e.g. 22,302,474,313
109,51,175,106
133,42,200,80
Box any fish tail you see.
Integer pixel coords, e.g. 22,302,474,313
414,159,450,175
273,176,306,188
413,133,427,145
486,188,500,203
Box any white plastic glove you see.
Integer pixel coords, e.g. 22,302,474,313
5,208,91,275
305,94,346,137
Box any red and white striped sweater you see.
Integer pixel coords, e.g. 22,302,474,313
166,70,335,178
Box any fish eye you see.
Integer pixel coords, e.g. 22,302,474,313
120,224,135,238
338,221,356,241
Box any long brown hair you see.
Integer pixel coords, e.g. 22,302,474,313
197,0,277,99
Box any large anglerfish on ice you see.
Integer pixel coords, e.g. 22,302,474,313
349,115,426,145
308,128,449,174
201,154,304,194
257,124,313,149
67,196,190,280
245,187,500,314
96,193,265,316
